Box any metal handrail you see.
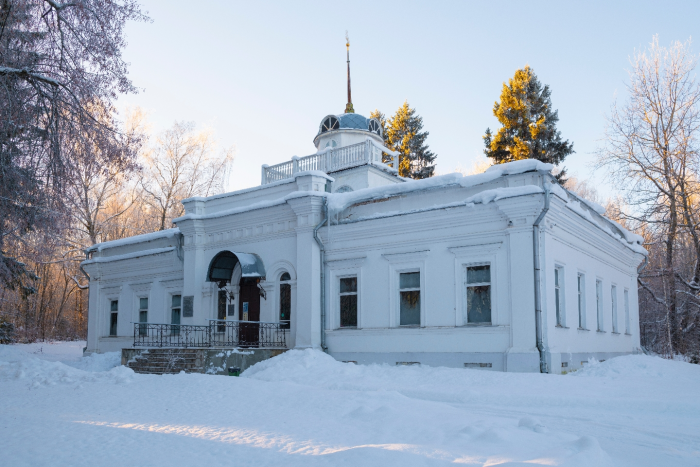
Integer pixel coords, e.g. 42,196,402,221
132,321,289,349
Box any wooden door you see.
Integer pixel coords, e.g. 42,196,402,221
238,278,260,346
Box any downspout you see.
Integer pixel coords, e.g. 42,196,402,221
313,198,329,351
80,250,91,354
533,179,552,374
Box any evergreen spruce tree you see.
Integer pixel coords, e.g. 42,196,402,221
378,101,436,179
484,66,573,180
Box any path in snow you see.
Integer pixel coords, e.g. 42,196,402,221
1,342,698,466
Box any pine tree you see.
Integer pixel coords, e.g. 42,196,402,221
377,102,436,179
484,66,573,180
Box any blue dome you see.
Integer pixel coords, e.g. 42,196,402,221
337,113,369,130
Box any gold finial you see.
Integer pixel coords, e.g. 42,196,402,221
346,30,350,49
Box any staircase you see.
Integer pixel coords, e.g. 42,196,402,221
125,349,205,375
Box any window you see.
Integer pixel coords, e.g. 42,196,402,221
320,116,339,133
339,276,358,327
109,300,118,336
554,267,564,326
335,185,353,193
138,297,148,336
171,295,181,335
577,273,586,329
324,139,338,149
624,289,630,334
399,272,420,326
596,280,603,331
368,118,382,136
611,285,618,333
466,265,491,324
279,272,291,329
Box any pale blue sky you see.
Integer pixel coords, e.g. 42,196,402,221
119,1,700,195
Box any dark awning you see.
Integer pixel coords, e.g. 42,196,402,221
207,251,266,282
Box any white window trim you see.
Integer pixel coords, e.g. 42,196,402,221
611,284,619,333
396,268,423,327
463,263,493,326
449,243,502,327
577,272,587,330
554,265,566,327
327,256,365,330
382,251,429,328
337,274,360,328
104,294,118,337
596,279,604,332
624,288,631,335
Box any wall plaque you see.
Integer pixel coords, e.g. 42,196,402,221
182,296,194,317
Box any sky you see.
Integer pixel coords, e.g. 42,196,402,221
118,0,700,197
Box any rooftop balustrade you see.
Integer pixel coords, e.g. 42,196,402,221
261,140,399,184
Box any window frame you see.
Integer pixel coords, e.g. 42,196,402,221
171,294,182,335
109,299,118,336
596,279,604,332
338,275,358,328
279,272,292,329
327,257,364,330
624,288,631,335
465,263,492,325
577,272,586,330
138,297,148,336
611,285,618,333
398,270,421,327
554,266,565,327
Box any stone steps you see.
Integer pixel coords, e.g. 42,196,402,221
126,349,205,375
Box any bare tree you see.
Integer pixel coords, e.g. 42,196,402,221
140,122,234,231
597,36,700,358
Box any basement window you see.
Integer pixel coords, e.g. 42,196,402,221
464,363,492,368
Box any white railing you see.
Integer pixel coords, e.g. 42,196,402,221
261,141,398,184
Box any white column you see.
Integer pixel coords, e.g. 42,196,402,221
287,195,325,349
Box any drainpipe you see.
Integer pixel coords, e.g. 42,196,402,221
313,198,329,351
80,250,91,354
533,179,552,374
637,255,648,274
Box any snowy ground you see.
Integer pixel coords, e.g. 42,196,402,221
1,343,699,467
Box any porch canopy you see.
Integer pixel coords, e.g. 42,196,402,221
206,251,266,283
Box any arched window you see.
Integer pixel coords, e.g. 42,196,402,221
321,116,339,133
368,118,382,136
324,139,338,149
335,185,353,193
279,272,291,329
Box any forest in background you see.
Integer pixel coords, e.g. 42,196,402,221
1,2,699,362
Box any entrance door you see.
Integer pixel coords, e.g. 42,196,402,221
238,278,260,346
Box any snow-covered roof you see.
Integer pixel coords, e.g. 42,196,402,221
327,159,553,214
85,229,180,253
81,247,176,265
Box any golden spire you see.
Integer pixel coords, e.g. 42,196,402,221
344,31,354,114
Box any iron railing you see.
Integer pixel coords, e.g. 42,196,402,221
132,320,289,349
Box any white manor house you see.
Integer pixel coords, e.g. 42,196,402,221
82,107,647,374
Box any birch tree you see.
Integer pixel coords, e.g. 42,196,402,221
141,122,234,231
